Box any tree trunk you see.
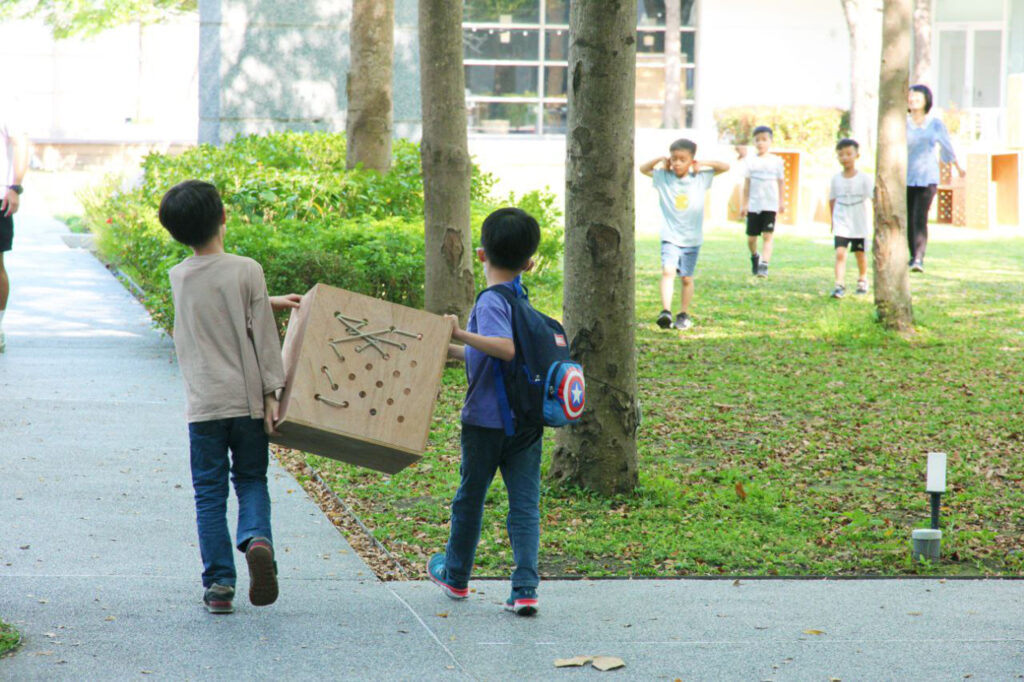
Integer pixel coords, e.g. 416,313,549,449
840,0,882,151
549,0,639,496
346,0,394,172
418,0,475,322
662,0,682,128
911,0,932,85
873,0,914,331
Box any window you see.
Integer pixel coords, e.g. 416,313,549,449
463,0,697,134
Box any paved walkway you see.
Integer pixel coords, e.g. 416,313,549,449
2,215,1022,681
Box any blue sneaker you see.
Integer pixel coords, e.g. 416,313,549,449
504,586,538,616
427,554,468,600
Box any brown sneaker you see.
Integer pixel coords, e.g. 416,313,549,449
245,537,279,606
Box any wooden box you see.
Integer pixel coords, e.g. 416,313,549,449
776,150,801,225
965,152,1021,229
271,284,452,474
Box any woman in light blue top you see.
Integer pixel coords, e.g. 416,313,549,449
906,84,965,272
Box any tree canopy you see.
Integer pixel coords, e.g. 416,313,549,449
0,0,197,38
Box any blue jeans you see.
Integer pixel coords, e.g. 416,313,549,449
188,417,273,588
445,423,543,589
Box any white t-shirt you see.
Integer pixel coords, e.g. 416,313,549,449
0,111,12,186
743,153,785,213
829,170,874,239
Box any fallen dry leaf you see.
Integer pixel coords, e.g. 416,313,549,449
554,656,592,668
803,629,825,636
435,612,449,618
735,482,747,501
592,656,626,671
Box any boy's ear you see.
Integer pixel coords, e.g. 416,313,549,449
476,247,487,263
523,258,535,273
220,208,228,225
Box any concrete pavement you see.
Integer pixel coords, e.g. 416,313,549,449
1,214,1022,681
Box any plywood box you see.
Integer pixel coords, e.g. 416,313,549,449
965,152,1021,229
776,150,800,225
271,284,452,474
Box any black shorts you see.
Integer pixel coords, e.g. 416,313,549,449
0,214,12,252
745,211,776,236
834,236,865,252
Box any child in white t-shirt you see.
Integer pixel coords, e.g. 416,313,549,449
829,138,874,298
740,126,785,277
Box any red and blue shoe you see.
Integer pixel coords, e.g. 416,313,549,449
427,554,468,600
504,587,538,616
203,583,235,614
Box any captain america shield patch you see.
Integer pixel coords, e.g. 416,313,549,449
558,366,586,420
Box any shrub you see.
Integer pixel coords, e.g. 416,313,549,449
714,106,849,152
81,132,563,332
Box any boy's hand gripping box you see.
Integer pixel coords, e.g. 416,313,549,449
271,284,452,474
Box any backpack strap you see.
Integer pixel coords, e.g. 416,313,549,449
491,360,516,437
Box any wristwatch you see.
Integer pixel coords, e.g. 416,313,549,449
8,185,22,195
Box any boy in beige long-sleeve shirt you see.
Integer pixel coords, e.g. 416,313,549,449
161,180,299,614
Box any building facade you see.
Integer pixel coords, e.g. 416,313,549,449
1,0,1021,150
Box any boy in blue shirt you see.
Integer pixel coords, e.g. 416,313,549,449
428,207,543,617
640,139,729,330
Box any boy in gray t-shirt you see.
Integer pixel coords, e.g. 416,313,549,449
640,138,728,331
160,180,300,614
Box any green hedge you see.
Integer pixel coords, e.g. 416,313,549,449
81,132,563,332
714,106,851,151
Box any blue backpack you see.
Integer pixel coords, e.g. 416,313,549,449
478,281,586,436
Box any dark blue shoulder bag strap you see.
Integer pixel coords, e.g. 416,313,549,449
483,283,520,437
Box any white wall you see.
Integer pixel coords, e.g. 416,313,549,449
0,17,199,143
694,0,850,132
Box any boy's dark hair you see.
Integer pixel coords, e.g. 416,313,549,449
481,207,540,271
909,84,933,113
158,180,225,248
752,125,773,139
836,138,859,151
669,138,697,156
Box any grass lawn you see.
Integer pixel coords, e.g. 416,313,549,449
292,221,1024,578
0,619,20,657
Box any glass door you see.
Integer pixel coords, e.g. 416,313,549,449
972,29,1002,107
936,29,967,109
936,26,1004,109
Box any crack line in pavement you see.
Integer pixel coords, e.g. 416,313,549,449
383,585,474,679
477,638,1024,645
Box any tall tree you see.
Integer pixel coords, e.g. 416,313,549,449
840,0,883,151
0,0,195,38
872,0,914,331
549,0,639,496
662,0,682,128
418,0,475,322
346,0,394,172
911,0,932,85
